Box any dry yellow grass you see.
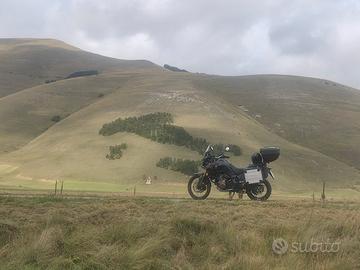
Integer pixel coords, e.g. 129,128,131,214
0,196,359,269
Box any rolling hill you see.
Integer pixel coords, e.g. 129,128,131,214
0,38,359,194
0,38,158,98
192,75,360,170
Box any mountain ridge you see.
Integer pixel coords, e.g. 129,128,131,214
0,38,160,98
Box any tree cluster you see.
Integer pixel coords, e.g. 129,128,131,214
99,112,242,156
51,115,61,122
106,143,127,160
163,64,188,72
99,112,208,153
66,70,99,79
156,157,200,175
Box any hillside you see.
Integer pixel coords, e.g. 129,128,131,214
0,72,133,153
0,39,359,194
192,75,360,170
0,38,158,98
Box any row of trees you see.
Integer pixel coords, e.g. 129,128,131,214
100,112,172,135
156,157,200,175
45,70,99,84
106,143,127,160
66,70,99,79
99,112,242,156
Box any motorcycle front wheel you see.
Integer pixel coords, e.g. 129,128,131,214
188,174,211,200
246,179,272,201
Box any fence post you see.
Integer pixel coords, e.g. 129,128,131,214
133,185,136,197
321,182,326,202
60,181,64,196
54,180,58,196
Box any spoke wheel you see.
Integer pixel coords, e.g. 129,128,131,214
188,174,211,200
246,179,272,201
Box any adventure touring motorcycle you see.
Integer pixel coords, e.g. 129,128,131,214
188,145,280,201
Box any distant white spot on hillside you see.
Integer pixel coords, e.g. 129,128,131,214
238,105,249,112
144,91,205,105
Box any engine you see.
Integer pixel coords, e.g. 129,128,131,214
216,174,232,190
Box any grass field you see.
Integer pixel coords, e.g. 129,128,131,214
0,195,359,270
1,179,360,202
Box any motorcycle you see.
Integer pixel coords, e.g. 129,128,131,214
187,145,280,201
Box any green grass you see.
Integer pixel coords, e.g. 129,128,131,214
0,196,359,269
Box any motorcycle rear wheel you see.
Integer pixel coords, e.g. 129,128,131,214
188,174,211,200
246,179,272,201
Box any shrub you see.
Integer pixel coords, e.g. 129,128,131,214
45,79,57,84
228,144,242,156
51,115,61,122
156,157,200,175
106,144,127,160
164,64,188,72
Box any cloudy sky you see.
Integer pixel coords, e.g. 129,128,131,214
1,0,360,88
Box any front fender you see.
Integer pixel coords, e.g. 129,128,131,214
192,172,204,178
191,172,210,186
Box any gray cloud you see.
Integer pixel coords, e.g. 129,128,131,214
1,0,360,88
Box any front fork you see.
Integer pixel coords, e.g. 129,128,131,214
196,172,210,189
